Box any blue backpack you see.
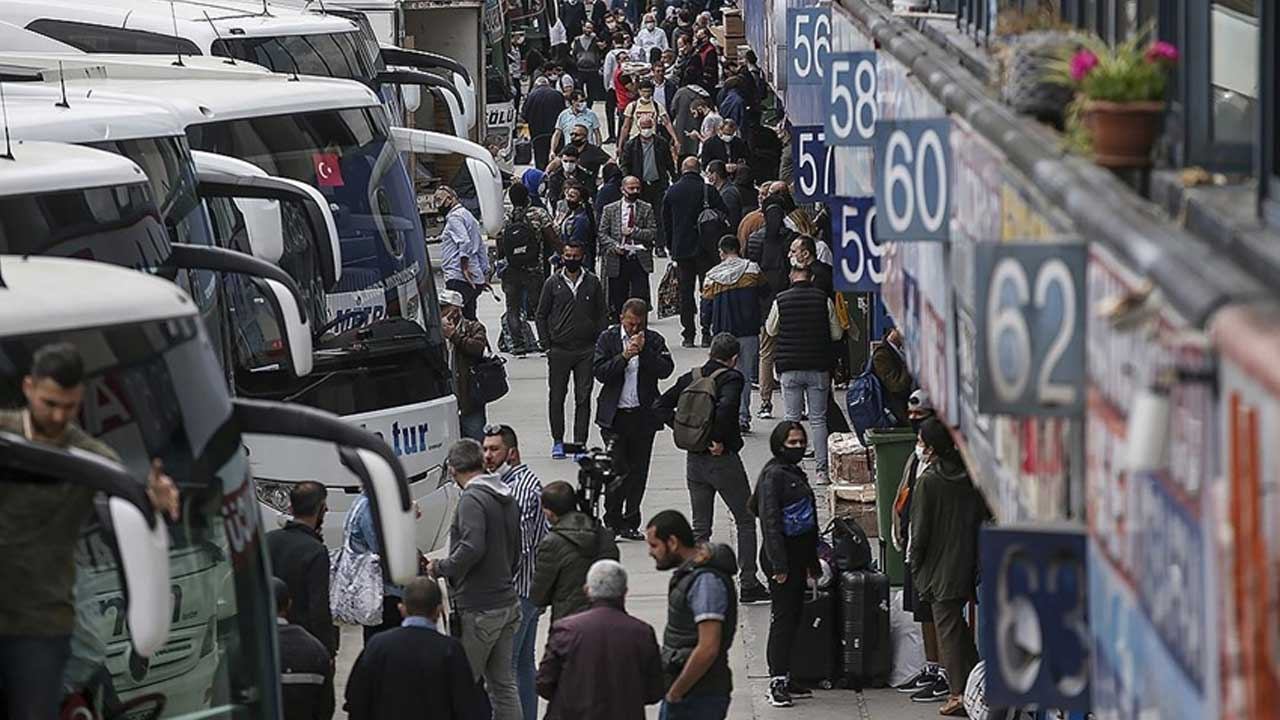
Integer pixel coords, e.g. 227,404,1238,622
846,357,895,442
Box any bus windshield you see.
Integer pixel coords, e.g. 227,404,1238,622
187,107,452,413
0,317,276,719
211,31,377,86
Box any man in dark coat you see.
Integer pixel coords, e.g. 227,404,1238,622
872,327,914,427
344,578,479,720
620,115,676,254
544,145,599,209
275,579,335,720
266,481,336,657
705,160,743,232
523,76,568,169
593,298,676,538
699,118,750,176
530,481,621,622
536,560,664,720
661,156,728,347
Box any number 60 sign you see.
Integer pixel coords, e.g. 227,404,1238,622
973,243,1086,416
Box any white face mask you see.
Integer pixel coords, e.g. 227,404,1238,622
492,461,512,478
645,22,656,30
563,161,577,172
640,127,655,138
915,445,928,464
719,132,734,142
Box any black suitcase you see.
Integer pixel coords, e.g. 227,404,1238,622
788,586,839,689
838,569,891,689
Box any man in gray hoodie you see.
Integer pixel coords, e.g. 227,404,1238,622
428,439,523,720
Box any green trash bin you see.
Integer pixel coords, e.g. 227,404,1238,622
864,427,917,586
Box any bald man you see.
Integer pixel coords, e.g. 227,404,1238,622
661,156,728,347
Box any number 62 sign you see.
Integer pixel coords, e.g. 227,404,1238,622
974,243,1086,415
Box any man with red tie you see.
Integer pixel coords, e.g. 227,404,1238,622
597,176,657,317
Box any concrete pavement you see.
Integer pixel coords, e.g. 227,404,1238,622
332,259,935,719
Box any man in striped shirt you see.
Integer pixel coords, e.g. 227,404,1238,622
483,424,549,720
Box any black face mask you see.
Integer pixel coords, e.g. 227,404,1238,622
777,446,805,465
624,191,641,202
567,199,581,209
563,258,583,273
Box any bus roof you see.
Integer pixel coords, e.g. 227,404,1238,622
0,255,195,337
2,86,186,145
0,140,147,196
0,0,360,51
0,52,382,124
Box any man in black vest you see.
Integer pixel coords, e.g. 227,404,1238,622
764,266,843,484
593,298,675,539
644,510,739,720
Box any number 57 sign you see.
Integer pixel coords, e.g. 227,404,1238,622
974,243,1086,415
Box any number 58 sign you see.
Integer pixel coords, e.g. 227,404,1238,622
974,243,1086,415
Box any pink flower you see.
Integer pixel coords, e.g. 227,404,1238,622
1069,49,1099,82
1145,41,1179,65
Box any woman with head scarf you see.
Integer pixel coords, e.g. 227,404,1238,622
750,420,821,708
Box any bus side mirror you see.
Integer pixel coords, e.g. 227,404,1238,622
389,127,503,235
250,276,315,378
106,496,172,657
402,83,422,113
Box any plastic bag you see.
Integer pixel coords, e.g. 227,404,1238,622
963,660,989,720
330,497,386,626
887,588,926,687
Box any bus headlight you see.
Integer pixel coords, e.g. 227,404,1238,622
254,480,291,515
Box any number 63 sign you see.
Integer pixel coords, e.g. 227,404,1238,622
974,243,1086,415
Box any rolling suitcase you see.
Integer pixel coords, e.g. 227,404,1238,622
838,569,891,689
788,585,839,689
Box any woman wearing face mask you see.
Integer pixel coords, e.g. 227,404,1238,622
749,421,821,708
907,418,992,716
633,12,668,55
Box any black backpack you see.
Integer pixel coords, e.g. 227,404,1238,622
829,517,873,572
697,184,730,257
500,209,538,269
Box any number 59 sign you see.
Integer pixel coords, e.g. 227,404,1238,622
974,243,1086,415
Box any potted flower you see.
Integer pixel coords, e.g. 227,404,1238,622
1049,32,1179,167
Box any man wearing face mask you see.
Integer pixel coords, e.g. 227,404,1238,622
699,119,749,176
634,12,669,55
871,327,914,428
545,146,598,212
704,161,743,231
437,185,489,321
693,27,719,93
553,92,602,155
267,482,337,658
440,290,492,441
618,78,680,154
620,115,676,256
788,235,833,297
599,176,657,316
536,240,608,459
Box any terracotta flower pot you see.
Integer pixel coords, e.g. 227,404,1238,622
1083,100,1166,168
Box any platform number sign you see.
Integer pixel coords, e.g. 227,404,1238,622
792,126,835,202
786,8,830,87
978,526,1090,712
974,243,1085,415
825,52,877,146
829,196,883,291
873,119,951,242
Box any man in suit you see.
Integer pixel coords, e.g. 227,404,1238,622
344,578,479,720
619,115,676,255
598,175,657,317
592,298,675,539
661,156,728,347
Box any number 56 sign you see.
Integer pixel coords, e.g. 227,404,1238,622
974,243,1085,415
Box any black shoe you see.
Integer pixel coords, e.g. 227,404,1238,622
910,676,949,703
618,528,645,541
785,680,813,698
768,678,793,708
739,584,770,604
681,338,695,348
654,247,669,258
700,334,712,348
895,667,935,693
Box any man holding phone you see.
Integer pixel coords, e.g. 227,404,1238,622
592,299,675,539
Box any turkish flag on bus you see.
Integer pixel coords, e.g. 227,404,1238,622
312,153,344,187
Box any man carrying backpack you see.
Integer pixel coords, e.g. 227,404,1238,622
501,184,559,355
655,332,769,603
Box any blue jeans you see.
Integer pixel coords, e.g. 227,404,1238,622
734,335,759,425
659,694,731,720
0,634,71,719
781,369,831,473
512,596,540,720
460,406,488,442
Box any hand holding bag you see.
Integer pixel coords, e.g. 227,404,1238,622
330,495,385,626
468,344,510,404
